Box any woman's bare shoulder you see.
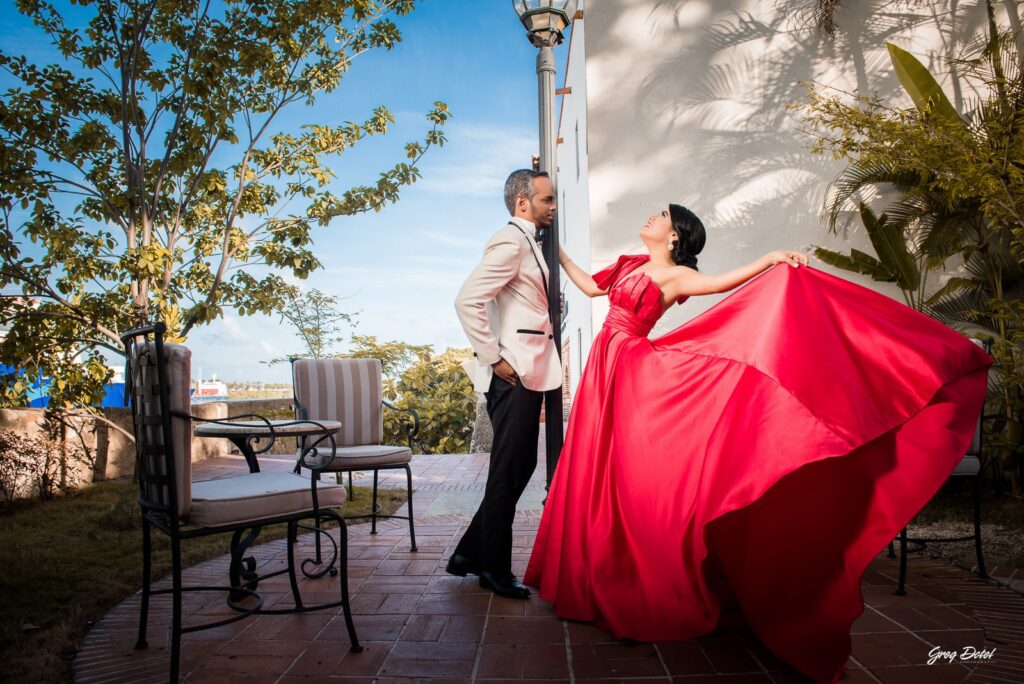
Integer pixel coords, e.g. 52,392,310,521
656,264,697,283
655,265,700,299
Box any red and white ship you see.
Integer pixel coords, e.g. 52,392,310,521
192,369,229,401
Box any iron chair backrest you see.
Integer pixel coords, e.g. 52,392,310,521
969,338,994,458
292,358,384,447
960,337,992,471
122,322,193,523
967,410,982,458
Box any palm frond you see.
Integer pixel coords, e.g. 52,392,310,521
826,160,928,232
917,201,986,265
813,245,897,282
859,203,921,292
924,276,979,306
927,286,994,331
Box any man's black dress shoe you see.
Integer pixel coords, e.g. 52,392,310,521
479,571,531,600
445,554,479,577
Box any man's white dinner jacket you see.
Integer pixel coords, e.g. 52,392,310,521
455,216,562,393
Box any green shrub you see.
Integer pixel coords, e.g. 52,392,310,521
387,348,475,454
346,337,475,454
0,429,75,507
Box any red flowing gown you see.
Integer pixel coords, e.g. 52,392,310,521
523,255,991,684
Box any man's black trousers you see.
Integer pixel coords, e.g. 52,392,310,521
453,372,543,576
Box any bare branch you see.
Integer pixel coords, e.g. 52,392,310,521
151,0,213,207
63,408,136,443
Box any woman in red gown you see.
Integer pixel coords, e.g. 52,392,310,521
523,204,991,684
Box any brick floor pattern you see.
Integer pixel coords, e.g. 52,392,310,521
73,453,1024,683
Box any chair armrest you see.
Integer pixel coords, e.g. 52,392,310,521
286,420,339,472
178,412,280,471
382,399,419,449
288,401,335,469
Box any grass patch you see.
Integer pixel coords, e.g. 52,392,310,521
0,478,405,683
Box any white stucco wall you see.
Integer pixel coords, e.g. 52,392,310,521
555,14,593,400
557,0,1009,395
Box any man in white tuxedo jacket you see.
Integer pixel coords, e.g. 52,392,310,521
448,169,562,599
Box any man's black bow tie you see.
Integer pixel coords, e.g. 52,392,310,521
534,228,546,244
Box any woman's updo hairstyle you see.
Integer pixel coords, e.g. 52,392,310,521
668,203,706,270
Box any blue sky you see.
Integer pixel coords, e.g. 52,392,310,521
1,1,572,383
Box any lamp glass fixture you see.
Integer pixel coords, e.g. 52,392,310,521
512,0,578,34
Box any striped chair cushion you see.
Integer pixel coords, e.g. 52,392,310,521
296,444,411,470
135,341,192,516
953,455,981,477
292,358,384,447
961,338,986,462
166,343,192,515
188,471,347,526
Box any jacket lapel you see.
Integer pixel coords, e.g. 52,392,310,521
508,221,549,299
528,233,549,282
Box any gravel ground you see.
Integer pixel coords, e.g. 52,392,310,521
903,521,1021,568
891,482,1024,586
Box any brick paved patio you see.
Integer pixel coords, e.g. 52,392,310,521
72,448,1024,683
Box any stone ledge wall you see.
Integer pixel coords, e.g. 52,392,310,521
0,398,294,496
469,394,493,454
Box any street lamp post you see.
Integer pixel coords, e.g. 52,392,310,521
512,0,578,487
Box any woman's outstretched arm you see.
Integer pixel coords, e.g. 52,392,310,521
560,248,608,298
668,251,807,298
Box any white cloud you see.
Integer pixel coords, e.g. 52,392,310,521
218,313,249,344
185,313,295,383
418,122,536,197
417,231,481,251
320,264,467,290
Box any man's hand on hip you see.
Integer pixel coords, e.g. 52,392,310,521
492,359,518,385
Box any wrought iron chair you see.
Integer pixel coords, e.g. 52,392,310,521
123,324,361,682
291,357,419,551
889,338,991,595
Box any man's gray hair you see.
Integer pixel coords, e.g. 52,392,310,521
504,169,549,215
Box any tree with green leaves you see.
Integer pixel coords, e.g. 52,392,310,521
346,334,431,381
0,0,448,412
798,6,1024,492
268,286,358,362
345,336,474,454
